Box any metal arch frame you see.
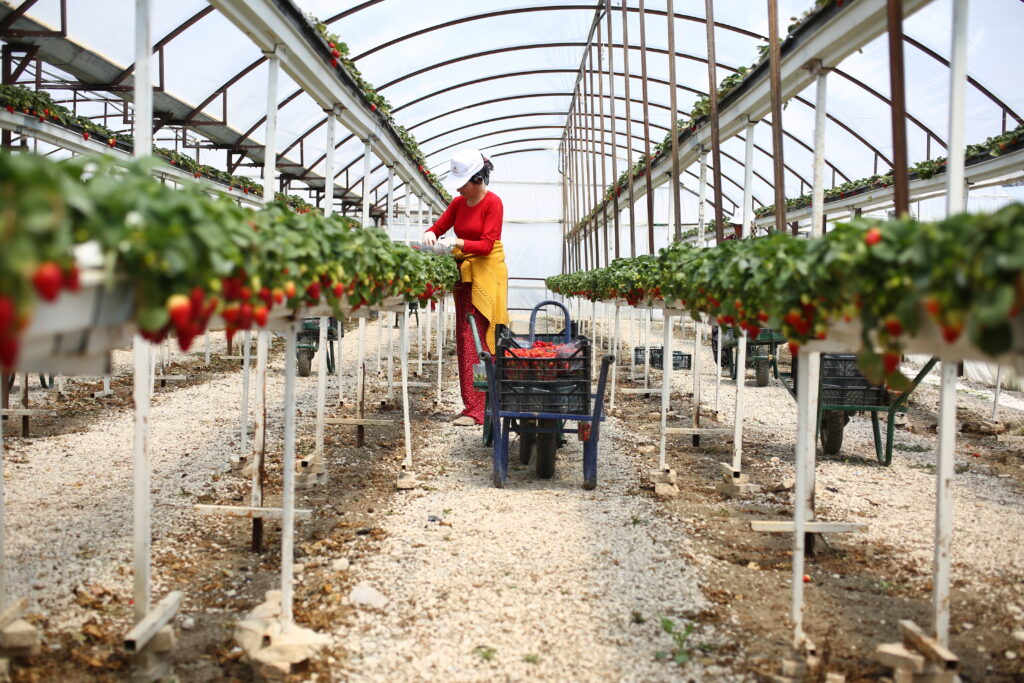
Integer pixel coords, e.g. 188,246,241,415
108,6,215,87
391,135,744,219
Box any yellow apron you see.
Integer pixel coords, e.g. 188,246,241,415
453,240,510,353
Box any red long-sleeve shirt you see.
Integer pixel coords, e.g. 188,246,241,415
427,192,503,255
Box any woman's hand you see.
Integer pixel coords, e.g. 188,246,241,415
455,239,465,249
421,231,437,246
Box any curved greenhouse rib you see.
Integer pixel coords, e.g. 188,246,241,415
108,6,215,87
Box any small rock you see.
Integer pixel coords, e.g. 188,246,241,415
638,445,657,455
770,457,780,464
349,583,388,610
332,558,350,572
1012,629,1024,643
646,411,661,420
654,482,679,499
179,616,196,631
427,515,442,523
1006,650,1018,660
294,564,304,575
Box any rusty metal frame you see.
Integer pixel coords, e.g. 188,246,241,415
0,0,65,38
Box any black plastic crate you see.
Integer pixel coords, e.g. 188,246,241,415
496,335,591,416
793,353,889,407
633,346,692,370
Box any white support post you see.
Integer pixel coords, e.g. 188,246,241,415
400,310,414,470
932,0,968,648
239,330,251,463
335,320,344,406
791,347,820,649
742,120,756,238
386,312,395,403
203,331,210,366
132,335,152,623
692,319,702,436
323,109,337,217
356,317,367,425
610,303,620,411
811,67,828,239
385,166,394,238
375,312,384,375
697,150,708,246
280,322,298,629
0,393,5,606
262,50,279,203
252,331,268,501
361,138,372,227
992,366,1003,421
435,299,444,403
131,0,154,633
731,333,747,472
404,190,411,244
630,307,637,379
314,317,328,458
425,295,433,360
714,324,722,417
644,309,651,389
658,310,673,469
417,303,424,376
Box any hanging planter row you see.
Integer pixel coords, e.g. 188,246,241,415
549,203,1024,388
0,152,459,372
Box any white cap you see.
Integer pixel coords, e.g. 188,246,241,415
443,149,487,194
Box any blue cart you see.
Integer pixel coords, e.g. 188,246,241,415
470,300,613,490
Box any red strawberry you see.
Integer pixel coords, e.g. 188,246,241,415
189,286,205,313
259,286,272,307
332,282,344,298
330,58,338,68
82,131,90,141
254,305,269,327
0,296,13,332
240,286,252,301
272,288,285,305
884,317,903,337
238,303,253,329
306,281,321,301
883,352,901,374
4,105,12,113
747,326,761,340
62,264,80,292
108,138,116,148
32,262,62,301
0,335,19,369
788,341,800,357
331,48,340,58
221,305,240,326
940,322,963,344
864,226,882,246
757,310,770,323
923,297,941,317
166,294,192,332
284,281,297,300
370,103,378,112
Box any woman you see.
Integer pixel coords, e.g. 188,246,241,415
422,149,509,426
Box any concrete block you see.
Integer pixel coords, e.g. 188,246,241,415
0,619,38,650
876,642,926,674
654,482,679,499
716,481,762,498
149,625,176,654
396,471,419,490
648,468,677,486
781,657,807,678
824,673,846,683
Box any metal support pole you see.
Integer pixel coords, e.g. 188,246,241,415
376,309,384,375
766,0,787,235
934,362,957,647
335,320,344,406
742,121,756,238
280,322,298,629
644,308,651,389
731,333,747,471
698,151,708,245
400,310,414,470
887,0,910,218
435,300,444,403
314,318,328,458
386,312,395,403
262,51,279,202
811,67,828,239
605,1,620,258
714,324,722,416
356,316,367,446
638,0,655,254
705,0,725,244
666,0,682,241
992,366,1003,421
240,330,251,462
611,303,620,411
658,310,672,469
361,138,372,226
0,388,5,606
323,110,336,217
692,318,702,445
792,347,820,648
251,331,268,551
596,19,610,266
620,0,636,257
203,331,210,366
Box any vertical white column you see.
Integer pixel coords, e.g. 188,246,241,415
386,312,395,403
400,309,414,470
610,304,620,411
240,330,251,462
203,331,211,366
262,51,279,202
335,320,344,406
658,311,672,470
731,332,747,471
436,299,444,403
376,308,384,375
252,332,268,504
280,322,298,628
131,0,153,625
742,121,756,238
385,166,395,237
314,317,328,458
404,189,411,244
811,68,828,239
791,346,820,648
933,0,969,648
0,395,5,606
323,109,337,217
697,150,708,246
992,366,1003,421
361,138,372,227
714,324,722,416
357,317,367,420
692,318,702,432
643,309,651,389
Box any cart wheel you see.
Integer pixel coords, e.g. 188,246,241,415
482,396,494,447
820,410,846,455
535,418,558,479
518,420,535,465
755,358,770,387
297,349,313,377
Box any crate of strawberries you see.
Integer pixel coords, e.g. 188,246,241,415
495,335,591,415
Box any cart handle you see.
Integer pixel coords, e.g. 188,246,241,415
527,299,573,346
467,313,486,357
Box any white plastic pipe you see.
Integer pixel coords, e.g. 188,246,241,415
731,333,747,471
610,304,620,410
204,331,210,366
697,151,708,246
323,111,336,217
791,346,820,648
280,323,298,628
240,330,251,461
361,139,372,227
314,317,328,457
252,331,268,507
933,361,957,647
659,311,672,469
386,312,395,403
400,310,414,469
356,317,367,419
742,121,755,238
811,68,828,239
714,324,722,415
335,320,344,406
435,300,444,403
262,51,279,203
992,365,1003,421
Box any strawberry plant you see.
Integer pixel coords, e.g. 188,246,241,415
0,152,460,369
